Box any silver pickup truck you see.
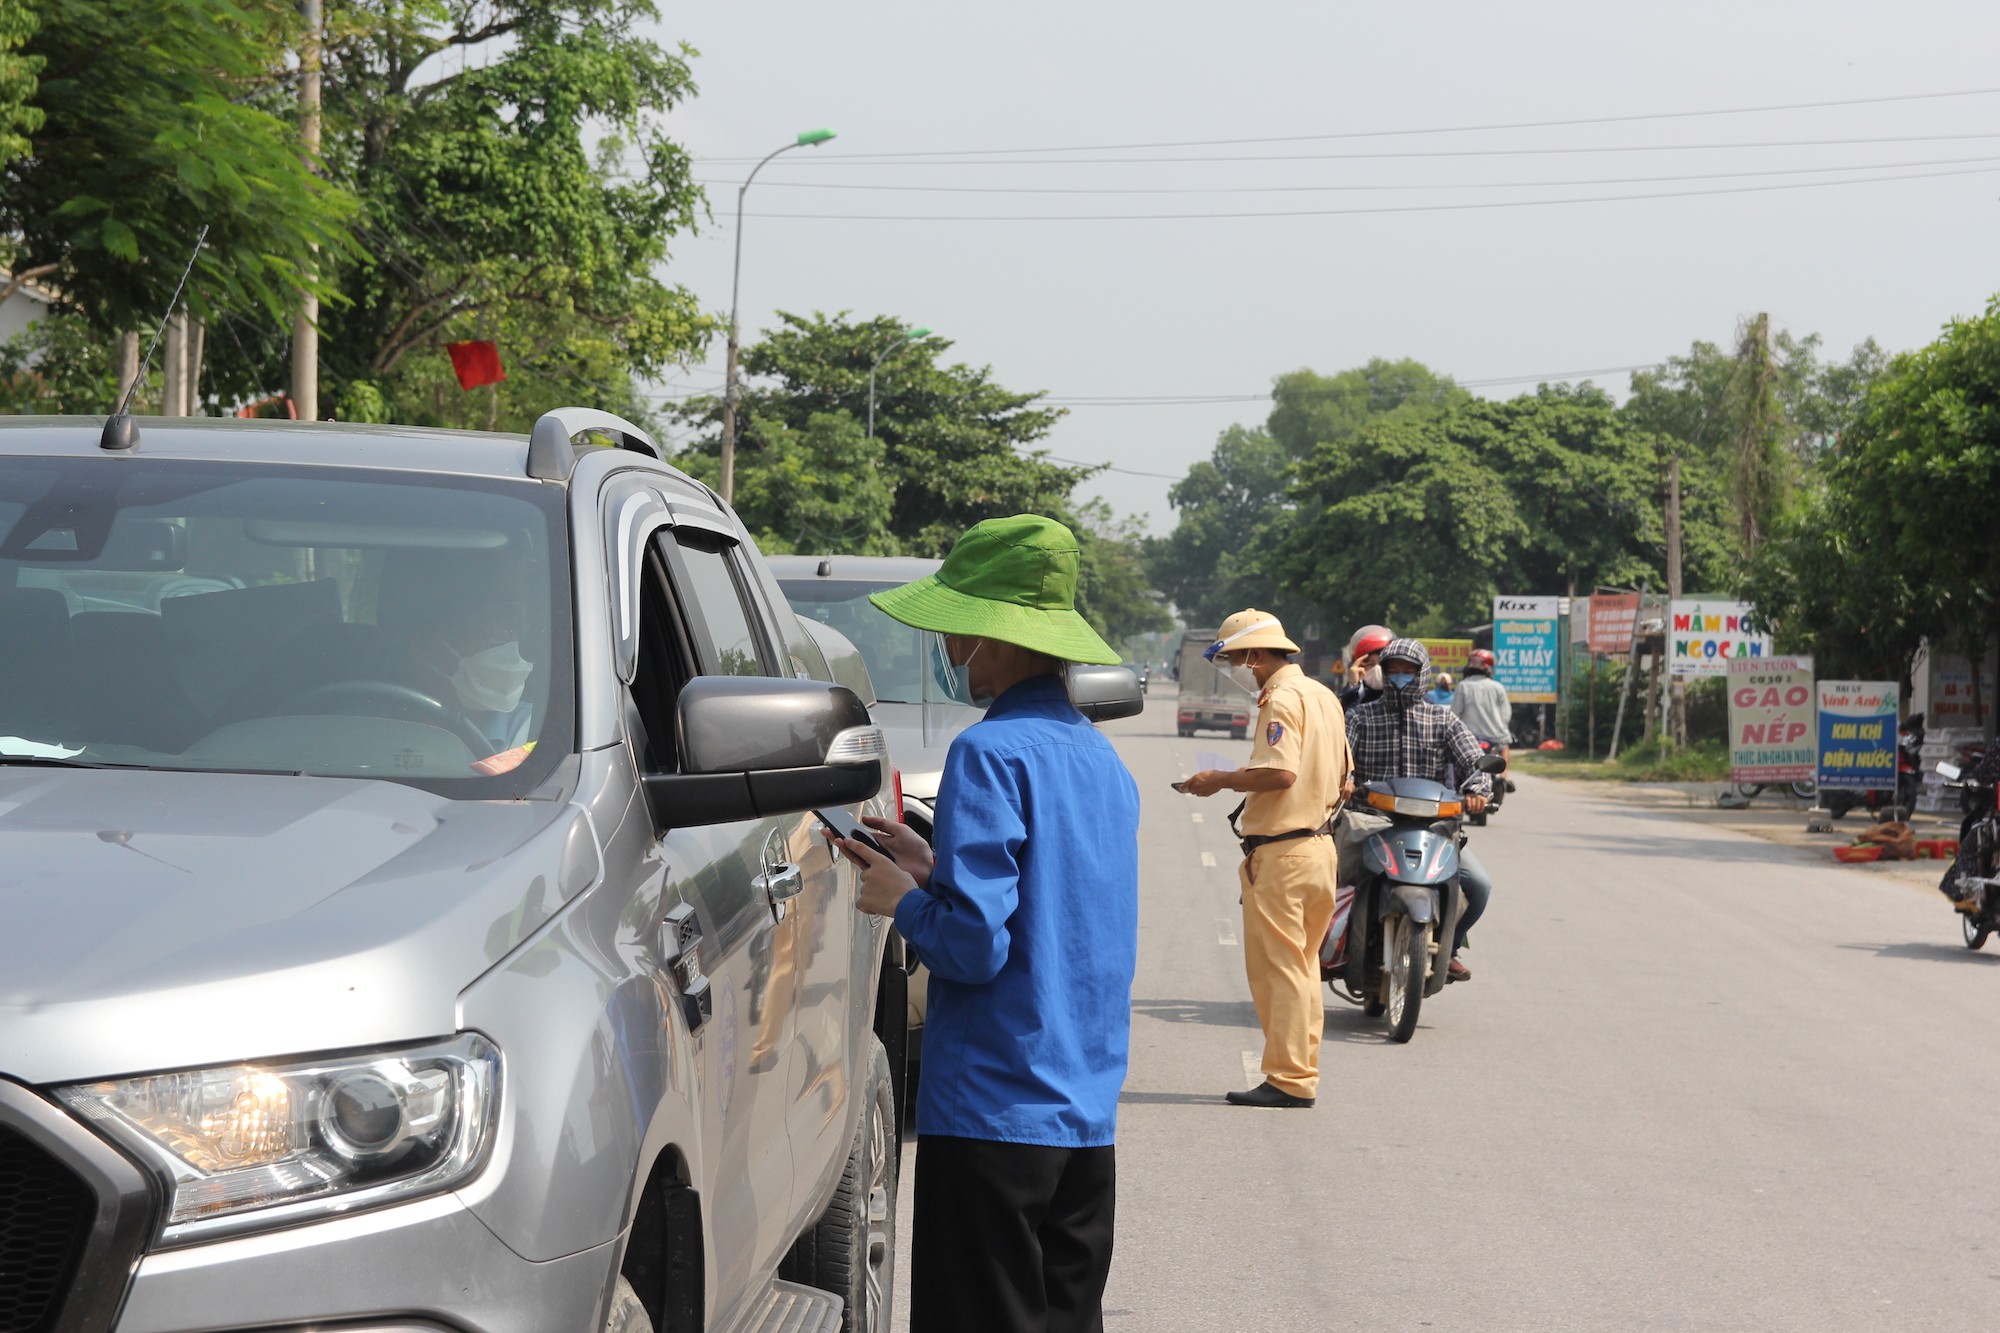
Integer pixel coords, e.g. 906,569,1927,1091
0,410,901,1333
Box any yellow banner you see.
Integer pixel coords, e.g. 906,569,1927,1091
1421,638,1472,675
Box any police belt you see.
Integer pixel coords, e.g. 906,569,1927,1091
1228,799,1334,858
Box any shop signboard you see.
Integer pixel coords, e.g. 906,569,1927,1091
1669,599,1771,678
1420,638,1472,676
1727,657,1814,784
1588,592,1641,655
1816,679,1899,792
1492,595,1559,703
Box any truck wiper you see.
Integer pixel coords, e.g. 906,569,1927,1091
0,754,119,769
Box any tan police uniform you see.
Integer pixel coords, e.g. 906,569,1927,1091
1237,661,1349,1099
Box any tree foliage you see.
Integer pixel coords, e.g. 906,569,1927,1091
680,313,1092,555
2,0,357,335
0,1,41,172
317,0,711,425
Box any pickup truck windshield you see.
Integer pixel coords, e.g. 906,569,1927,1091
0,457,572,796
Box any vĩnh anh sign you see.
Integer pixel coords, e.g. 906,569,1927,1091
1816,680,1900,791
1491,595,1559,703
1669,599,1772,678
1728,657,1815,784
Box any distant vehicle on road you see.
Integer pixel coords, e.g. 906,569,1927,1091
1175,626,1253,738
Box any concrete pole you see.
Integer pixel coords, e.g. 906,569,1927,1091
1666,452,1687,748
290,0,323,421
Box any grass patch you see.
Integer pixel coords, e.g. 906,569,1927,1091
1512,737,1731,784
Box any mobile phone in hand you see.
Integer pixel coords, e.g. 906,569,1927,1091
1170,779,1191,793
814,807,887,855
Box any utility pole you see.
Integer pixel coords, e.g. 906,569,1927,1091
290,0,323,421
115,332,139,406
1665,451,1687,748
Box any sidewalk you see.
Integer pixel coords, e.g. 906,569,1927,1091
1534,776,1960,894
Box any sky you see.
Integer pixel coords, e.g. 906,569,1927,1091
639,1,2000,534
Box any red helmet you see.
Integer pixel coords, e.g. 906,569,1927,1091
1467,649,1497,673
1345,624,1395,661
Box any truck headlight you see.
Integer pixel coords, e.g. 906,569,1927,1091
54,1033,498,1244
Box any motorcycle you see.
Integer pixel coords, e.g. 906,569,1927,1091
1319,765,1496,1042
1937,758,2000,950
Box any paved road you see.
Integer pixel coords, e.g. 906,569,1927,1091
891,695,1999,1331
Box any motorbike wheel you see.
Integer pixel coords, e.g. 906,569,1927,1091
1384,916,1425,1043
1963,912,1991,951
1789,780,1818,801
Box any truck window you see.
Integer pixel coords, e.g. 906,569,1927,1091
628,541,700,774
668,533,770,677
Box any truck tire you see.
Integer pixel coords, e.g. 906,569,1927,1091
602,1276,654,1333
780,1038,897,1332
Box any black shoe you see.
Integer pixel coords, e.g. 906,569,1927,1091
1224,1081,1314,1109
1504,778,1518,793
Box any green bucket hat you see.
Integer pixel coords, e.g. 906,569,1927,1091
869,514,1120,665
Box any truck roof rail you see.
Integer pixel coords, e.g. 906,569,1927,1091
526,408,661,481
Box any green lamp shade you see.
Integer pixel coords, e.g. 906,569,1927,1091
796,128,837,146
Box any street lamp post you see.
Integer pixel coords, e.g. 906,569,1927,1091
720,127,835,505
867,326,931,441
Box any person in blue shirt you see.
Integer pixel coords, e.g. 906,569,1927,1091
828,514,1140,1333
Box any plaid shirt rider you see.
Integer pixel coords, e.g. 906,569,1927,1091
1346,638,1495,800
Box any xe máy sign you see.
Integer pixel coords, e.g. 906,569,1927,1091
1670,599,1771,678
1491,595,1558,704
1728,656,1814,784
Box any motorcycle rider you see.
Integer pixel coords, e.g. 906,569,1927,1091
1427,671,1456,708
1943,735,2000,911
1344,638,1494,981
1452,647,1515,789
1337,624,1395,716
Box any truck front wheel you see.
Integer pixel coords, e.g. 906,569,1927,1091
780,1038,898,1331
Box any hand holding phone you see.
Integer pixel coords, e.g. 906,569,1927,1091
814,808,887,856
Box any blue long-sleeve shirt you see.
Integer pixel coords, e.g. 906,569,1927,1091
892,673,1141,1147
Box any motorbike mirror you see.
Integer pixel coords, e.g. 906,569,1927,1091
1937,761,1963,781
1477,755,1507,774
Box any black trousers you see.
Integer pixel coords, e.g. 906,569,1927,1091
909,1135,1117,1333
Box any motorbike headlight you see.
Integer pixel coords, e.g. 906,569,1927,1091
54,1033,498,1244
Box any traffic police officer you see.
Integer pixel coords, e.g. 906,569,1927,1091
1180,609,1349,1108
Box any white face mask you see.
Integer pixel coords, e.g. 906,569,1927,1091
451,640,534,713
1362,664,1384,692
1223,660,1260,694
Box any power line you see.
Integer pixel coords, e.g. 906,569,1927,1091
737,162,2000,221
690,85,2000,162
692,153,2000,197
681,132,2000,169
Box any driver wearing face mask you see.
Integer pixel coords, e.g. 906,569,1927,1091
1337,624,1395,716
372,554,541,765
1344,638,1494,981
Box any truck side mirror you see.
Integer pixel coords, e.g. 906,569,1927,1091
1067,664,1145,723
643,677,886,827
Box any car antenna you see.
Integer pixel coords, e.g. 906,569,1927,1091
101,224,209,453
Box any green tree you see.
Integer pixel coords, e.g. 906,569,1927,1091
1145,425,1303,629
2,0,356,338
1071,500,1173,646
1266,359,1470,459
0,2,41,173
318,0,711,424
1275,417,1529,634
680,313,1092,555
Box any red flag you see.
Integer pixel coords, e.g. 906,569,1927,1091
445,340,506,390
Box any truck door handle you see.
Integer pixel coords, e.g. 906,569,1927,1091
757,862,804,901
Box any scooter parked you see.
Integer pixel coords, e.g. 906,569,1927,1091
1319,774,1479,1042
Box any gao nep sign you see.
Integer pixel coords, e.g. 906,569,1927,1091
1491,595,1558,704
1727,657,1814,784
1816,680,1899,792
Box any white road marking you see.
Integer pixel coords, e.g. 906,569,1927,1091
1199,851,1216,868
1190,812,1205,824
1241,1050,1263,1090
1216,918,1238,946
